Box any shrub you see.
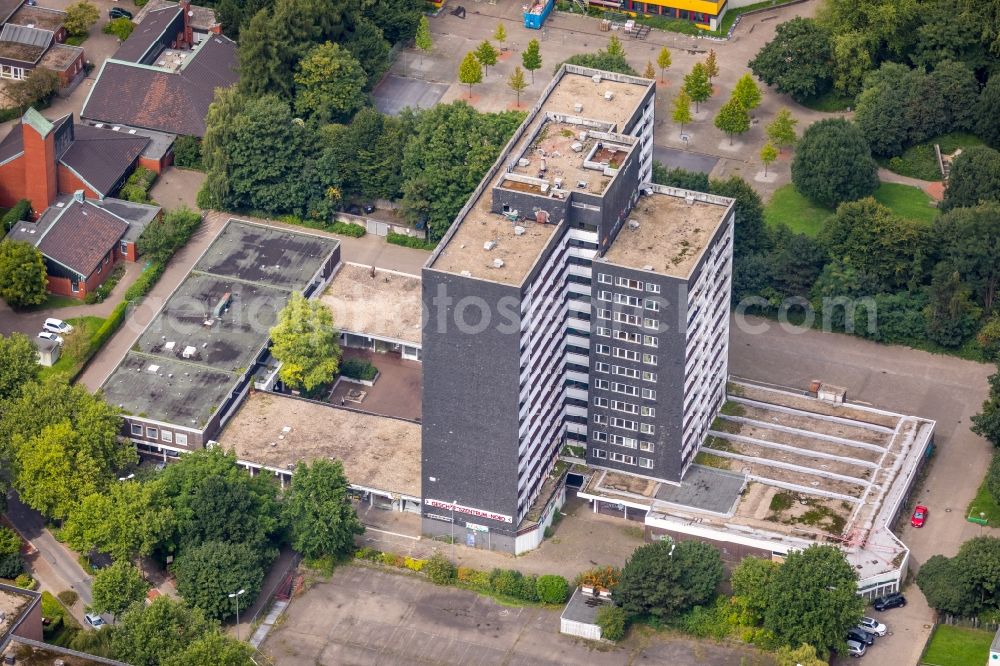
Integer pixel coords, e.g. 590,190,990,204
423,553,456,585
403,557,425,572
536,575,569,604
576,566,621,590
119,166,157,204
457,567,491,592
489,568,523,597
14,574,36,589
330,220,366,237
84,263,126,304
355,547,381,561
377,552,404,567
2,199,31,232
123,261,164,302
103,17,134,40
987,451,1000,505
172,136,202,170
57,590,79,607
387,232,436,250
517,574,539,602
596,605,627,641
340,358,378,381
0,527,23,579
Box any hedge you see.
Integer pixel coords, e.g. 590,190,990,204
341,358,378,381
537,574,569,604
331,221,366,237
84,264,125,304
87,302,127,358
387,232,435,250
2,199,31,231
123,261,165,302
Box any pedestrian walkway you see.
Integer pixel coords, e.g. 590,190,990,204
878,167,944,201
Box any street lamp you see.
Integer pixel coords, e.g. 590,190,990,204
228,589,246,640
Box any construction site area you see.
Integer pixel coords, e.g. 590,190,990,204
576,379,935,597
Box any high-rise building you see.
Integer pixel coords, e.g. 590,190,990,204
421,65,735,553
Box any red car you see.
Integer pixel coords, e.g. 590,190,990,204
911,505,928,528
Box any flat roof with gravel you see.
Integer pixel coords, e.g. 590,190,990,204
220,391,421,498
0,585,31,638
654,465,746,515
321,264,422,345
561,587,612,625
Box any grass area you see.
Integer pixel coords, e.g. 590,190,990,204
13,293,81,312
37,315,106,381
800,89,855,112
880,132,984,181
764,183,937,236
921,624,994,666
873,182,937,224
966,476,1000,527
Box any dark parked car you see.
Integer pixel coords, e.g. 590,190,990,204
109,7,133,19
363,204,376,214
345,204,362,216
847,627,875,646
873,592,907,611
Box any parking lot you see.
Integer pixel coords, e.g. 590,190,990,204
263,565,776,666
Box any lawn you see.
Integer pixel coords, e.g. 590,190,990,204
922,624,993,666
764,183,937,236
965,476,1000,527
37,315,106,381
800,89,855,112
15,293,80,312
880,133,984,181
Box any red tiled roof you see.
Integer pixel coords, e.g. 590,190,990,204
38,200,127,276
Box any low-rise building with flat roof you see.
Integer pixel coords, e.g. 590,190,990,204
100,219,340,454
0,583,41,647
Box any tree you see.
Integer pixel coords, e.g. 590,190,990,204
294,42,367,123
414,15,432,63
173,541,265,620
732,73,762,111
237,0,323,99
103,17,134,41
63,481,172,564
654,164,708,190
978,76,1000,150
792,119,878,208
704,49,719,81
136,207,201,263
536,575,569,604
730,556,778,625
493,22,506,47
522,39,541,83
714,98,750,145
363,0,421,44
854,63,952,157
164,631,256,666
766,108,798,150
91,561,150,619
683,63,712,112
606,34,625,58
613,539,723,619
931,60,979,133
559,51,635,76
459,51,483,97
656,47,671,82
709,176,770,257
976,368,1000,447
819,198,928,292
112,597,215,666
270,292,341,394
344,18,391,87
5,68,59,113
941,146,1000,213
596,605,626,641
0,240,47,307
16,422,99,520
924,262,981,347
748,18,833,102
775,644,828,666
474,40,498,76
282,459,365,560
508,66,527,107
643,60,655,80
764,545,865,657
988,450,1000,506
934,203,1000,310
64,0,99,36
672,89,692,133
830,31,872,96
760,142,778,176
0,526,23,579
916,553,965,615
0,333,37,402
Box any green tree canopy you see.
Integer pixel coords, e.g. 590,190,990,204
63,481,172,563
91,561,150,619
766,108,798,149
916,553,965,615
974,367,1000,447
683,63,712,112
344,18,391,86
458,51,483,95
270,291,342,394
704,49,719,81
282,459,365,560
749,18,833,102
415,15,432,59
791,118,878,208
941,146,1000,213
474,40,498,76
933,203,1000,310
508,66,527,106
363,0,421,44
760,142,778,175
730,556,777,625
173,540,266,620
763,545,865,657
978,75,1000,150
522,39,542,82
112,597,216,666
671,88,692,130
714,98,751,145
775,643,828,666
559,49,636,76
0,240,47,307
924,261,981,347
613,539,723,619
732,73,761,111
136,207,202,263
294,42,367,123
64,0,99,36
163,630,256,666
0,526,23,579
656,47,671,81
709,176,769,257
0,333,37,402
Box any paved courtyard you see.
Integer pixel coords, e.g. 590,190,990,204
262,565,775,666
330,349,422,421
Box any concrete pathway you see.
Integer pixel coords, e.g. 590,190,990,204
229,547,298,643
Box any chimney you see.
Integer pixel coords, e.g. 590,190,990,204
180,0,194,47
21,108,58,211
73,189,84,203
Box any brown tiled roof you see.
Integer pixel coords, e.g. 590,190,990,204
0,0,23,24
59,125,148,196
81,35,238,137
38,200,127,276
113,5,181,63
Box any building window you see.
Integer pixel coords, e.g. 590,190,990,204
639,441,655,452
592,430,608,442
611,417,637,430
615,312,640,325
612,382,638,397
615,294,641,307
104,255,110,264
611,434,637,448
120,240,128,254
641,406,656,417
644,318,658,330
593,413,608,425
613,348,639,361
595,344,610,355
598,273,612,284
96,263,102,275
145,426,158,439
615,277,643,290
611,400,638,414
644,335,657,347
638,457,654,469
614,365,639,379
614,330,641,343
71,278,79,293
596,327,611,337
646,283,660,293
593,396,609,407
130,423,142,436
161,430,173,443
598,291,612,302
642,371,657,382
595,362,610,373
610,452,635,465
642,388,657,400
593,448,608,459
643,353,657,364
640,423,655,435
597,309,611,320
644,299,659,311
594,379,609,390
175,433,188,446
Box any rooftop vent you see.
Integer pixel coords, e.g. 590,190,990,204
492,258,505,269
147,364,160,373
627,219,640,230
579,131,588,141
604,90,614,101
554,177,563,188
55,201,64,207
513,225,526,236
165,341,175,351
212,292,231,318
685,194,695,205
644,265,654,271
517,158,530,167
483,240,497,251
573,102,583,113
571,142,583,152
182,345,197,359
592,74,601,84
576,180,588,189
460,270,472,277
535,210,550,224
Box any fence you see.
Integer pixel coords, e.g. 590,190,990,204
248,552,302,630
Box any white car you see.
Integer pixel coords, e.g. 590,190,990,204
43,318,73,335
84,613,105,628
37,331,63,345
859,616,887,636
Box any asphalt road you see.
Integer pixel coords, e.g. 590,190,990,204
652,144,720,174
